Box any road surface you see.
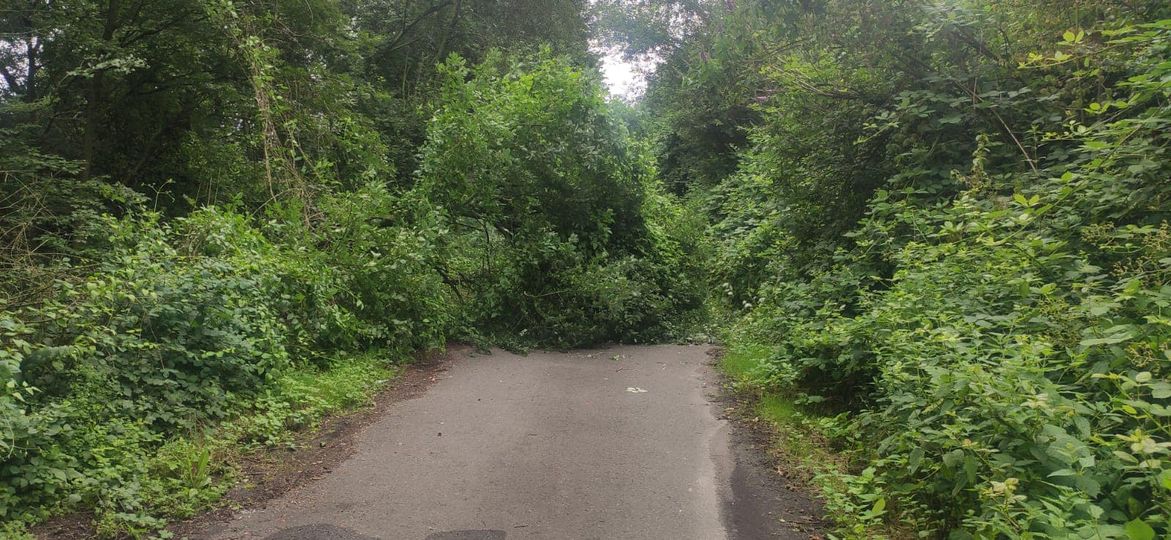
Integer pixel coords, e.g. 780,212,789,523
196,345,822,539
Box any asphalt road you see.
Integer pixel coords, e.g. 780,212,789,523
198,345,821,540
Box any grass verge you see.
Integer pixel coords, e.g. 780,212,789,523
719,344,843,483
23,350,403,539
717,343,908,540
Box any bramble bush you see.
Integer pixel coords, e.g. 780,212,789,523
706,9,1171,539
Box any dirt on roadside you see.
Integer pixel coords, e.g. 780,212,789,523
705,348,827,539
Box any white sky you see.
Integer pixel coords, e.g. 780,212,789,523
598,50,652,100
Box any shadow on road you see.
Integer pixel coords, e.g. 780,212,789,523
264,524,508,540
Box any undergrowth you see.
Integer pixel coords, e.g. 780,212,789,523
719,344,908,539
669,3,1171,537
2,47,705,537
13,351,397,539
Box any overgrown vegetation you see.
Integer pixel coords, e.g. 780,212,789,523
416,51,707,348
1,1,703,535
7,0,1171,537
602,0,1171,537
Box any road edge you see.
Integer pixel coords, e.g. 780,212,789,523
166,345,462,540
705,348,828,539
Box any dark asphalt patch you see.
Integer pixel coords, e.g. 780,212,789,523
265,524,378,539
424,531,507,540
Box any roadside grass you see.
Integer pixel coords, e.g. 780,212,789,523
719,344,839,485
717,343,908,540
33,350,404,539
2,522,36,540
268,352,401,435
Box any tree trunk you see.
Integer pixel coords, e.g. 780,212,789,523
82,0,121,180
433,0,462,66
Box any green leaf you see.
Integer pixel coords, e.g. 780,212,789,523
1158,470,1171,491
908,448,924,473
1075,475,1101,498
1063,30,1076,42
964,456,978,484
943,449,965,467
1124,519,1154,540
1081,332,1134,347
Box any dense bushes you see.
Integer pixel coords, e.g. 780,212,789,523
0,186,456,528
615,0,1171,537
416,52,706,348
1,37,706,533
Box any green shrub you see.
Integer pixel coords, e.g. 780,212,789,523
0,196,453,531
19,214,289,430
315,184,453,354
708,10,1171,539
415,50,706,347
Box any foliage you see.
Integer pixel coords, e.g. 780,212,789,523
1,0,703,532
0,203,449,534
14,0,1171,537
415,50,706,348
619,0,1171,537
